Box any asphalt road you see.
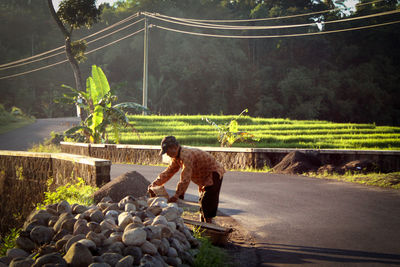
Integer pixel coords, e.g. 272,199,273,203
0,117,80,150
1,118,400,266
111,164,400,266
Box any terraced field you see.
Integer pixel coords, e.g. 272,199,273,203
115,115,400,150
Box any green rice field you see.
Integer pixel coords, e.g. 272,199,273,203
114,115,400,150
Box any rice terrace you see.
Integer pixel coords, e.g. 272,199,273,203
118,115,400,150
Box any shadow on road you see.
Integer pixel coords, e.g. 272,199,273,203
253,243,400,266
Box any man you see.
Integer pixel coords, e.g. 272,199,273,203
148,136,225,223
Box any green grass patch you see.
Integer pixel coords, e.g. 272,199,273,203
308,172,400,189
0,228,20,256
110,115,400,150
37,177,98,209
192,226,231,267
28,143,61,153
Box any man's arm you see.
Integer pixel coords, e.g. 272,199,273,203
169,165,192,202
151,159,180,187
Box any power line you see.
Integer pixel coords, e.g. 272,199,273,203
152,0,386,23
144,9,400,30
152,19,400,39
0,28,145,81
0,12,140,69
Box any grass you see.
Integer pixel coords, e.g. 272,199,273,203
192,226,231,267
28,143,61,153
308,171,400,190
112,115,400,150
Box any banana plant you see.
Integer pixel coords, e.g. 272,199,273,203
57,65,149,143
202,109,259,147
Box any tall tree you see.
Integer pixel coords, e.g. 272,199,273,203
47,0,101,93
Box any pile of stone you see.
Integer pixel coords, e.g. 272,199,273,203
0,196,200,267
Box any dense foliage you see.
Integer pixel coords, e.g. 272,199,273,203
1,0,399,125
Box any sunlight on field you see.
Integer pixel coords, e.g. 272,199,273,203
108,115,400,150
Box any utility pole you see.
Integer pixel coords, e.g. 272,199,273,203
142,16,149,115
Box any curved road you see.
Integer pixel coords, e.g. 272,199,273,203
1,118,400,266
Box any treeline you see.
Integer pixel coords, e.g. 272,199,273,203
0,0,399,125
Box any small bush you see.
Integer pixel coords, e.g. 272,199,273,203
38,177,98,208
192,226,230,267
0,228,20,256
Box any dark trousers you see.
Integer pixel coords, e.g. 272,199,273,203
199,172,223,219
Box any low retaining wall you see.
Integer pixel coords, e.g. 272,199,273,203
60,142,400,172
0,150,110,235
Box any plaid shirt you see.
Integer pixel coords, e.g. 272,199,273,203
153,146,225,198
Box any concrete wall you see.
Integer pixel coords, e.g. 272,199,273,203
60,142,400,172
0,150,110,235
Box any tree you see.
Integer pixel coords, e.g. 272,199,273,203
47,0,102,94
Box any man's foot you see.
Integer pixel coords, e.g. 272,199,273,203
205,217,213,224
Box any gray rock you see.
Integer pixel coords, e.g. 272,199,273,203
64,234,86,252
140,241,158,255
73,219,90,235
6,248,29,259
60,218,77,233
123,246,142,265
0,256,11,266
15,235,35,253
165,256,181,267
55,234,72,251
23,220,42,233
26,209,53,226
89,263,112,267
53,213,73,233
52,228,69,242
86,231,105,247
124,203,136,213
102,252,124,267
90,210,105,223
30,226,54,245
63,242,93,267
9,257,35,267
33,252,67,267
73,204,88,214
107,242,124,254
118,212,133,230
140,254,164,267
115,255,134,267
167,247,178,258
88,221,103,233
57,200,72,214
77,239,97,251
122,228,147,246
151,215,168,226
161,206,181,222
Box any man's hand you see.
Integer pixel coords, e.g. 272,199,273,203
168,195,178,203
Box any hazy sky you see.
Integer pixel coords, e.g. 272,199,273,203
52,0,119,9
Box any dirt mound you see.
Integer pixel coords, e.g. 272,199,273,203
318,159,376,175
273,151,321,174
93,171,150,203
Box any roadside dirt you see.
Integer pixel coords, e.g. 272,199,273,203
179,200,260,267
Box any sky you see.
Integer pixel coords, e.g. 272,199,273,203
52,0,120,9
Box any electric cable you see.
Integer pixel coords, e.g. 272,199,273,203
0,27,145,80
152,19,400,39
0,12,140,69
152,0,386,23
144,9,400,30
0,15,143,71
